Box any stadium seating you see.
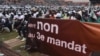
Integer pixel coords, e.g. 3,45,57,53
0,0,66,6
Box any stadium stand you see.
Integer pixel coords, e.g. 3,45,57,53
0,0,66,5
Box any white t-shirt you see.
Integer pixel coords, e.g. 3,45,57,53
14,15,19,20
19,15,25,20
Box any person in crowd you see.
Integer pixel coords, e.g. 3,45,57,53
0,14,3,32
54,11,62,19
0,12,11,32
15,12,29,41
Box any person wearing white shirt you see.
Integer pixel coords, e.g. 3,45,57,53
54,12,62,19
32,12,39,18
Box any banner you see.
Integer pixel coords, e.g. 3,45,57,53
27,18,100,56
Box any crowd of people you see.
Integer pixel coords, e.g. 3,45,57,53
0,5,100,41
1,0,66,6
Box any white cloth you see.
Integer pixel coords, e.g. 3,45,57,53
14,15,19,19
19,15,25,20
5,14,11,19
0,13,3,18
54,13,62,18
32,12,39,18
70,16,77,20
97,11,100,16
77,11,82,16
2,19,6,23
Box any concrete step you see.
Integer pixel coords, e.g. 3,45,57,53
4,38,24,49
